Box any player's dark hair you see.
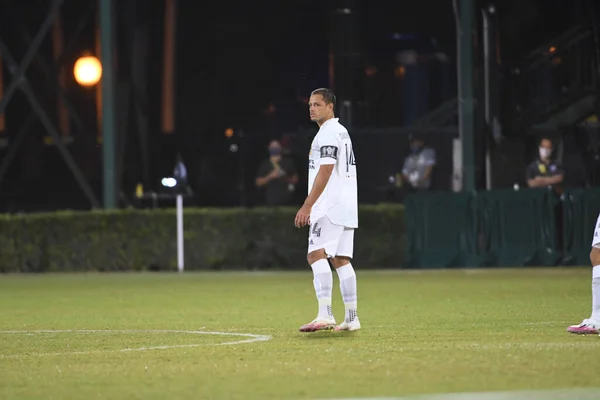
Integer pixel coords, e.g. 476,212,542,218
311,88,336,111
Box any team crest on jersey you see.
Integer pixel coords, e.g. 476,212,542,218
538,163,546,174
320,145,338,159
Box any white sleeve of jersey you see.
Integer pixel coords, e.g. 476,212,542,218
317,130,340,166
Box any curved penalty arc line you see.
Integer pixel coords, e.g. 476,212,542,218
0,329,272,358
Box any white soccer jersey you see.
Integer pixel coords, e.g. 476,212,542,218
307,118,358,228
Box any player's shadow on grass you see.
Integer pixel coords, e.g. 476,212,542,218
298,331,358,339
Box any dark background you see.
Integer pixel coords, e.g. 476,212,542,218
0,0,596,211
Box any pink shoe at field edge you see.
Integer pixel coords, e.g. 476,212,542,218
567,319,599,334
299,318,336,333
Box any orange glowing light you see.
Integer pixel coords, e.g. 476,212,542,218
73,55,102,86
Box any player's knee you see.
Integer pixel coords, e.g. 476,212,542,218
307,249,327,265
590,247,600,266
331,256,351,269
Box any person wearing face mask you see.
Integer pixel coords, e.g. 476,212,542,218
526,137,564,190
255,139,299,206
401,133,437,190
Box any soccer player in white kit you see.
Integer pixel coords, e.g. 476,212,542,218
294,88,360,332
567,215,600,334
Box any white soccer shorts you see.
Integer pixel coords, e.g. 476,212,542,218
593,213,600,249
307,216,354,258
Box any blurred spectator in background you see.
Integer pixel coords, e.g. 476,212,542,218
526,136,567,258
401,133,436,191
526,137,564,192
173,153,187,184
173,153,193,196
255,140,298,206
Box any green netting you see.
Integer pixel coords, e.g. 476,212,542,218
405,191,476,268
403,187,600,268
478,188,559,267
562,188,600,265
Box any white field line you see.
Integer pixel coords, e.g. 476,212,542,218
0,329,272,358
320,387,600,400
389,341,600,352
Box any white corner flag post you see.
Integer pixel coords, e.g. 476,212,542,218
176,193,184,273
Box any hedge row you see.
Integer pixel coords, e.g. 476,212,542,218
0,204,405,272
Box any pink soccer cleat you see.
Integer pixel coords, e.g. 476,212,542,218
567,319,599,334
299,318,336,332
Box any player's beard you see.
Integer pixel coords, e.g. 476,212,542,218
311,114,324,125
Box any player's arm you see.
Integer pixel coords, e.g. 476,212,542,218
304,140,338,206
304,163,334,207
295,136,339,228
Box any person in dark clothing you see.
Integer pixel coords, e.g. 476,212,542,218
255,140,298,206
526,137,566,258
526,137,564,192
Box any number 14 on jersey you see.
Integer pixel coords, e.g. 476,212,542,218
345,143,356,175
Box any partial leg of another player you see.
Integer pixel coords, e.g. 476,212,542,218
331,227,360,331
567,246,600,334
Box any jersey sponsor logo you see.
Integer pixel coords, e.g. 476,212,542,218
308,160,316,169
320,145,338,159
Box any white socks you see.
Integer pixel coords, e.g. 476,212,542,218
310,260,358,323
310,259,333,320
336,264,358,323
591,266,600,322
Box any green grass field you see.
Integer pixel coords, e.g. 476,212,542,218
1,268,600,400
